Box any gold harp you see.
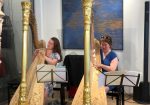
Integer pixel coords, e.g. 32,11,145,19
72,0,107,105
9,1,45,105
29,10,46,49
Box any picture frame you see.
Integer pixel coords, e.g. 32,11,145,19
62,0,123,50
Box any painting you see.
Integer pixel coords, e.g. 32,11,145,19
62,0,123,50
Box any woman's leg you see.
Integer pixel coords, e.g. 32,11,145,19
44,84,49,105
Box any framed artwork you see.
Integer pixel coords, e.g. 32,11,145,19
62,0,123,50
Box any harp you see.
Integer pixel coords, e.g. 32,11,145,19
72,0,107,105
29,10,46,49
9,1,46,105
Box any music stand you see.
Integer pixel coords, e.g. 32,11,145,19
104,71,140,105
36,64,68,105
36,64,68,83
104,71,140,87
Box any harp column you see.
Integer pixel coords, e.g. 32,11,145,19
82,0,93,105
19,1,31,105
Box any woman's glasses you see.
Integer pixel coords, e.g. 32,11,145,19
100,35,112,45
101,35,110,40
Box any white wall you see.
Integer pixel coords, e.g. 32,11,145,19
34,0,84,58
35,0,150,93
3,0,150,94
35,0,146,72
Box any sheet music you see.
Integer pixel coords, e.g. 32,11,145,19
105,71,126,75
36,64,67,83
104,71,141,86
104,71,124,86
122,71,141,86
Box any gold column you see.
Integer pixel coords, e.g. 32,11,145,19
19,1,31,105
82,0,93,105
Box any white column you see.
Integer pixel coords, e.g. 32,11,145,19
34,0,44,40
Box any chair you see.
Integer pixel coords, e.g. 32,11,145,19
105,67,124,105
107,86,124,105
104,65,124,105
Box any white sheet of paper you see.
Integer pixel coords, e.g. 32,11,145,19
104,71,141,86
36,64,67,83
122,71,140,86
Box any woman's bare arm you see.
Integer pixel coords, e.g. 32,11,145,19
45,56,58,65
95,57,118,72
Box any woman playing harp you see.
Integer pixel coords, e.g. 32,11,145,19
95,35,119,92
71,3,107,105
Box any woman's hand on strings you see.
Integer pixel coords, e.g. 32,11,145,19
45,49,52,57
94,63,102,70
32,49,44,60
32,49,40,60
34,49,40,55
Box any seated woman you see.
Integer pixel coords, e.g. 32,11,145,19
95,34,119,92
44,37,62,104
33,37,62,104
45,37,62,65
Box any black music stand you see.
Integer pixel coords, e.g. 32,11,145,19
105,71,140,87
104,71,140,105
36,64,67,83
36,64,68,105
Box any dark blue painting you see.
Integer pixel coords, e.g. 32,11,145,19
63,0,123,50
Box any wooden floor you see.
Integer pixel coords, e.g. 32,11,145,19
1,90,150,105
46,91,150,105
107,96,149,105
46,96,150,105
